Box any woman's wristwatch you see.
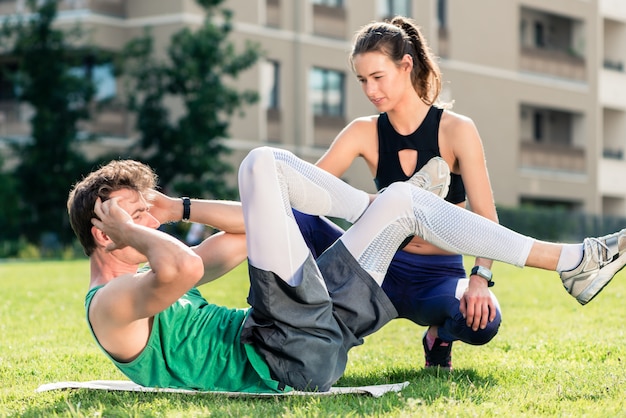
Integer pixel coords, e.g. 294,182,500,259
470,265,494,287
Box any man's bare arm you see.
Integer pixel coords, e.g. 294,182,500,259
91,196,205,321
149,191,245,233
192,232,247,287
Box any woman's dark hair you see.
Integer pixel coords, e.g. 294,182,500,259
350,16,442,105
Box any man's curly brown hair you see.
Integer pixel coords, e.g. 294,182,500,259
67,160,158,256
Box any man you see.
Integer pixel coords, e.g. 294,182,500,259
68,146,626,393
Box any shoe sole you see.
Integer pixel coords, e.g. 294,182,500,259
576,251,626,305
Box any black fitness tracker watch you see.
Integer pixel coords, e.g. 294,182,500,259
470,265,494,287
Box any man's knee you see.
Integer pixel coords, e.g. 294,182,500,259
239,146,274,180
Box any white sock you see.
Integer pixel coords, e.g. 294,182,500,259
556,243,584,273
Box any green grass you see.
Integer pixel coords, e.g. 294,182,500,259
2,259,626,417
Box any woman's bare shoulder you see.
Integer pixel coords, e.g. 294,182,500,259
440,109,479,139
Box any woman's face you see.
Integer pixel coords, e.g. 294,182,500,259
352,51,413,112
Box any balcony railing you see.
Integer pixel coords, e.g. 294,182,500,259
0,0,125,18
0,99,129,139
519,47,586,81
312,4,346,39
520,141,586,172
313,114,345,148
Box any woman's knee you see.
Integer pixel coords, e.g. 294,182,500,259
458,308,502,345
438,304,502,346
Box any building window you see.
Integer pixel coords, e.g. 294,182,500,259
520,20,527,46
0,64,18,101
533,111,543,142
380,0,411,18
70,62,116,102
261,60,280,109
91,63,116,101
437,0,447,28
310,67,344,117
533,21,545,48
312,0,343,7
524,107,574,147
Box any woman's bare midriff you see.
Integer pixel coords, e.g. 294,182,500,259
402,236,456,256
399,200,465,256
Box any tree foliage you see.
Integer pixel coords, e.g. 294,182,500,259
0,154,20,240
0,0,97,244
117,1,261,199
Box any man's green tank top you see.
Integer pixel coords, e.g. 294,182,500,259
85,285,289,393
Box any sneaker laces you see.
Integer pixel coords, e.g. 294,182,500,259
408,173,429,189
586,237,612,267
381,173,433,193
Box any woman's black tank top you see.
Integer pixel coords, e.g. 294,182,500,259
374,106,466,204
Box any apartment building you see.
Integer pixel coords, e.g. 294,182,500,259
0,0,625,216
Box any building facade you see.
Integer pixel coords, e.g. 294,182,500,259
1,0,625,216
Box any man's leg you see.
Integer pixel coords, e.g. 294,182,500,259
340,180,626,305
239,147,369,286
237,147,374,391
339,182,535,285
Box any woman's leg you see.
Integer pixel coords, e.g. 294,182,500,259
292,210,344,258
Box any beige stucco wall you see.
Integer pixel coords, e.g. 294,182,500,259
2,0,624,214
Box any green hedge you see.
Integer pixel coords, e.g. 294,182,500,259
497,206,626,242
1,207,624,259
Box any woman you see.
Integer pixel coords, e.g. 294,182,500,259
299,16,500,370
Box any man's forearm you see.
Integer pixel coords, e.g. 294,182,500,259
151,192,245,234
126,221,202,281
184,199,245,233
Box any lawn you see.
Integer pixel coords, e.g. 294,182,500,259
1,258,626,417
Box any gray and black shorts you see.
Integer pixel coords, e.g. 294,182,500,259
241,241,398,391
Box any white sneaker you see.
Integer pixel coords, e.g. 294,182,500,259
406,157,451,198
560,229,626,305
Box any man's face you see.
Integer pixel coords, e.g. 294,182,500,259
109,188,160,229
103,188,160,263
